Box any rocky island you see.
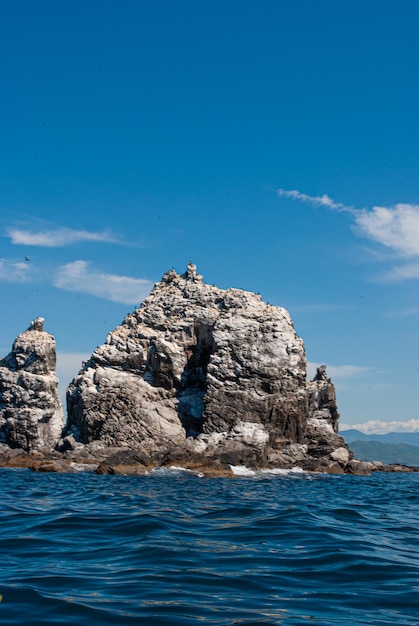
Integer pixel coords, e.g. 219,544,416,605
0,264,411,476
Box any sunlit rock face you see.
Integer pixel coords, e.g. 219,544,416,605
0,318,64,451
65,264,347,466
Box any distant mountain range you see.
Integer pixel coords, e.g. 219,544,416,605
341,429,419,446
340,429,419,465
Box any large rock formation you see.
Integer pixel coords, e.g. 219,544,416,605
65,264,349,469
0,318,64,451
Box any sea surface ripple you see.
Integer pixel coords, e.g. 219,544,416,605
1,469,418,625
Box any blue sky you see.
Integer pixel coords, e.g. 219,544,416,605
1,1,418,433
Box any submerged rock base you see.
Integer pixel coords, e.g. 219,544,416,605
0,443,417,476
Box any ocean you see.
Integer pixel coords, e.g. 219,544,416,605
0,468,418,626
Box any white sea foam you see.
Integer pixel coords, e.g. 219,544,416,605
151,466,197,476
231,465,308,477
70,462,98,472
261,467,306,475
168,465,193,472
146,465,309,478
230,465,256,476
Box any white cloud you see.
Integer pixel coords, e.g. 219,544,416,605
340,419,419,434
326,364,373,379
354,204,419,258
0,259,31,282
307,362,372,381
7,227,119,247
54,260,154,304
276,188,419,279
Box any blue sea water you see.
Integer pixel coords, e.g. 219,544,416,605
0,469,418,626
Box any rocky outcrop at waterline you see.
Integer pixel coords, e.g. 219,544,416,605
62,263,350,472
1,265,410,476
0,318,64,451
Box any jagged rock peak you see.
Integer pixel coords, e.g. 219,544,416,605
0,319,64,451
29,317,45,331
160,263,204,285
2,316,56,375
312,364,330,382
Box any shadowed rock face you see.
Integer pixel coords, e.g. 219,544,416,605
0,318,64,451
65,264,347,466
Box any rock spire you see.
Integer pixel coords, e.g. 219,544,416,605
0,318,64,451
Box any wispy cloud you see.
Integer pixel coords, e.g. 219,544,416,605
340,419,419,434
380,263,419,282
54,260,154,304
0,258,31,282
307,361,372,381
327,364,373,379
6,227,119,247
276,188,354,213
385,306,419,318
276,187,419,279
